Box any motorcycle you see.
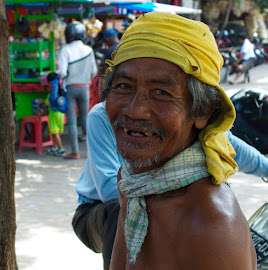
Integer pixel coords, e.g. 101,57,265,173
248,202,268,269
230,88,268,155
252,32,268,65
254,47,266,66
214,30,232,49
219,48,238,83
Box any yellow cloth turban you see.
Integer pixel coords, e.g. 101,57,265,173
106,12,238,184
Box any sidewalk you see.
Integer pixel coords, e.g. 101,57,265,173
15,132,103,270
220,62,268,93
15,62,268,270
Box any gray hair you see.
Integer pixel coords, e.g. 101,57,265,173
188,75,221,123
101,68,222,123
100,69,117,101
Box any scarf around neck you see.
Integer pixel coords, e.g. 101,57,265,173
119,140,210,264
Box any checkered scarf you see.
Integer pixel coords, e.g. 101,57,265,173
119,140,210,264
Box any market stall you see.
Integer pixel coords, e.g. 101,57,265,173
6,0,95,121
6,0,201,122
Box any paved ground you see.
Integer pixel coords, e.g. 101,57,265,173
15,62,268,270
15,134,104,270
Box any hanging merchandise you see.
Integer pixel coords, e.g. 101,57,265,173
38,15,66,43
50,14,67,43
38,22,50,39
82,17,103,38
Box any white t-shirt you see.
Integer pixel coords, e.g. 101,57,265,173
58,40,97,86
240,39,255,61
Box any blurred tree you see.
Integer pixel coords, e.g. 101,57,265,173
254,0,268,12
196,0,268,12
196,0,268,44
0,1,17,269
217,0,232,46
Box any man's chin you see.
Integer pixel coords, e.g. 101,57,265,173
123,155,160,171
118,140,162,171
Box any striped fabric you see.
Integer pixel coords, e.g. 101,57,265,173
119,140,210,264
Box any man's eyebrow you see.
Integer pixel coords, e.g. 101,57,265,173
113,71,136,82
113,72,179,86
149,77,179,86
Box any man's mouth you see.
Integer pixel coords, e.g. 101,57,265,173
112,115,165,140
123,127,154,137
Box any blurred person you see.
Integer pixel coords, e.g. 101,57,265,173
100,29,120,72
72,102,122,270
226,130,268,177
36,72,65,156
98,29,120,94
229,34,256,84
58,21,97,159
46,73,65,156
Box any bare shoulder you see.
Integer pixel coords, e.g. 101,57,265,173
112,176,257,270
187,177,243,223
181,178,257,269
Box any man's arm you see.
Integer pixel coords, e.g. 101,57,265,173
226,131,268,177
58,47,69,79
76,103,122,203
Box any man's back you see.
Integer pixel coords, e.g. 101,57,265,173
241,38,255,60
111,176,257,270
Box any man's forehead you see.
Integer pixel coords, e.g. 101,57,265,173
114,58,185,84
114,69,181,87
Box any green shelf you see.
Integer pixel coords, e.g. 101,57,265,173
10,40,55,83
13,58,50,69
10,41,50,51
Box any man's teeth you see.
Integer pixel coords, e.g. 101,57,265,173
131,132,144,137
123,128,153,137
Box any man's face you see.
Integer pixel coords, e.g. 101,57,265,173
104,36,113,46
106,58,204,174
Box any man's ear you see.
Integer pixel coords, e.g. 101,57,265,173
194,115,211,130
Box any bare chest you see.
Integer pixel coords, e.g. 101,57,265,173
111,188,194,270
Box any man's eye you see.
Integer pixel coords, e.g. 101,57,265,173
115,83,130,89
153,89,171,96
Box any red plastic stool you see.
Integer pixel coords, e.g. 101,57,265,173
18,115,53,155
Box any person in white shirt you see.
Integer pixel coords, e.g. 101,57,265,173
58,21,97,159
229,34,256,84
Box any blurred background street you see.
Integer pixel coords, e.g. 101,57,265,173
15,62,268,270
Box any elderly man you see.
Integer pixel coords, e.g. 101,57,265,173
101,12,257,269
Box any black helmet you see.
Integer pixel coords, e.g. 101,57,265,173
230,88,268,154
65,21,86,44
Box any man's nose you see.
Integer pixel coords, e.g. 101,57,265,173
125,92,151,120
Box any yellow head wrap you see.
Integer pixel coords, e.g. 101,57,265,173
106,12,238,184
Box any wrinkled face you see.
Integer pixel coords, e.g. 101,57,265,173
106,58,206,174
